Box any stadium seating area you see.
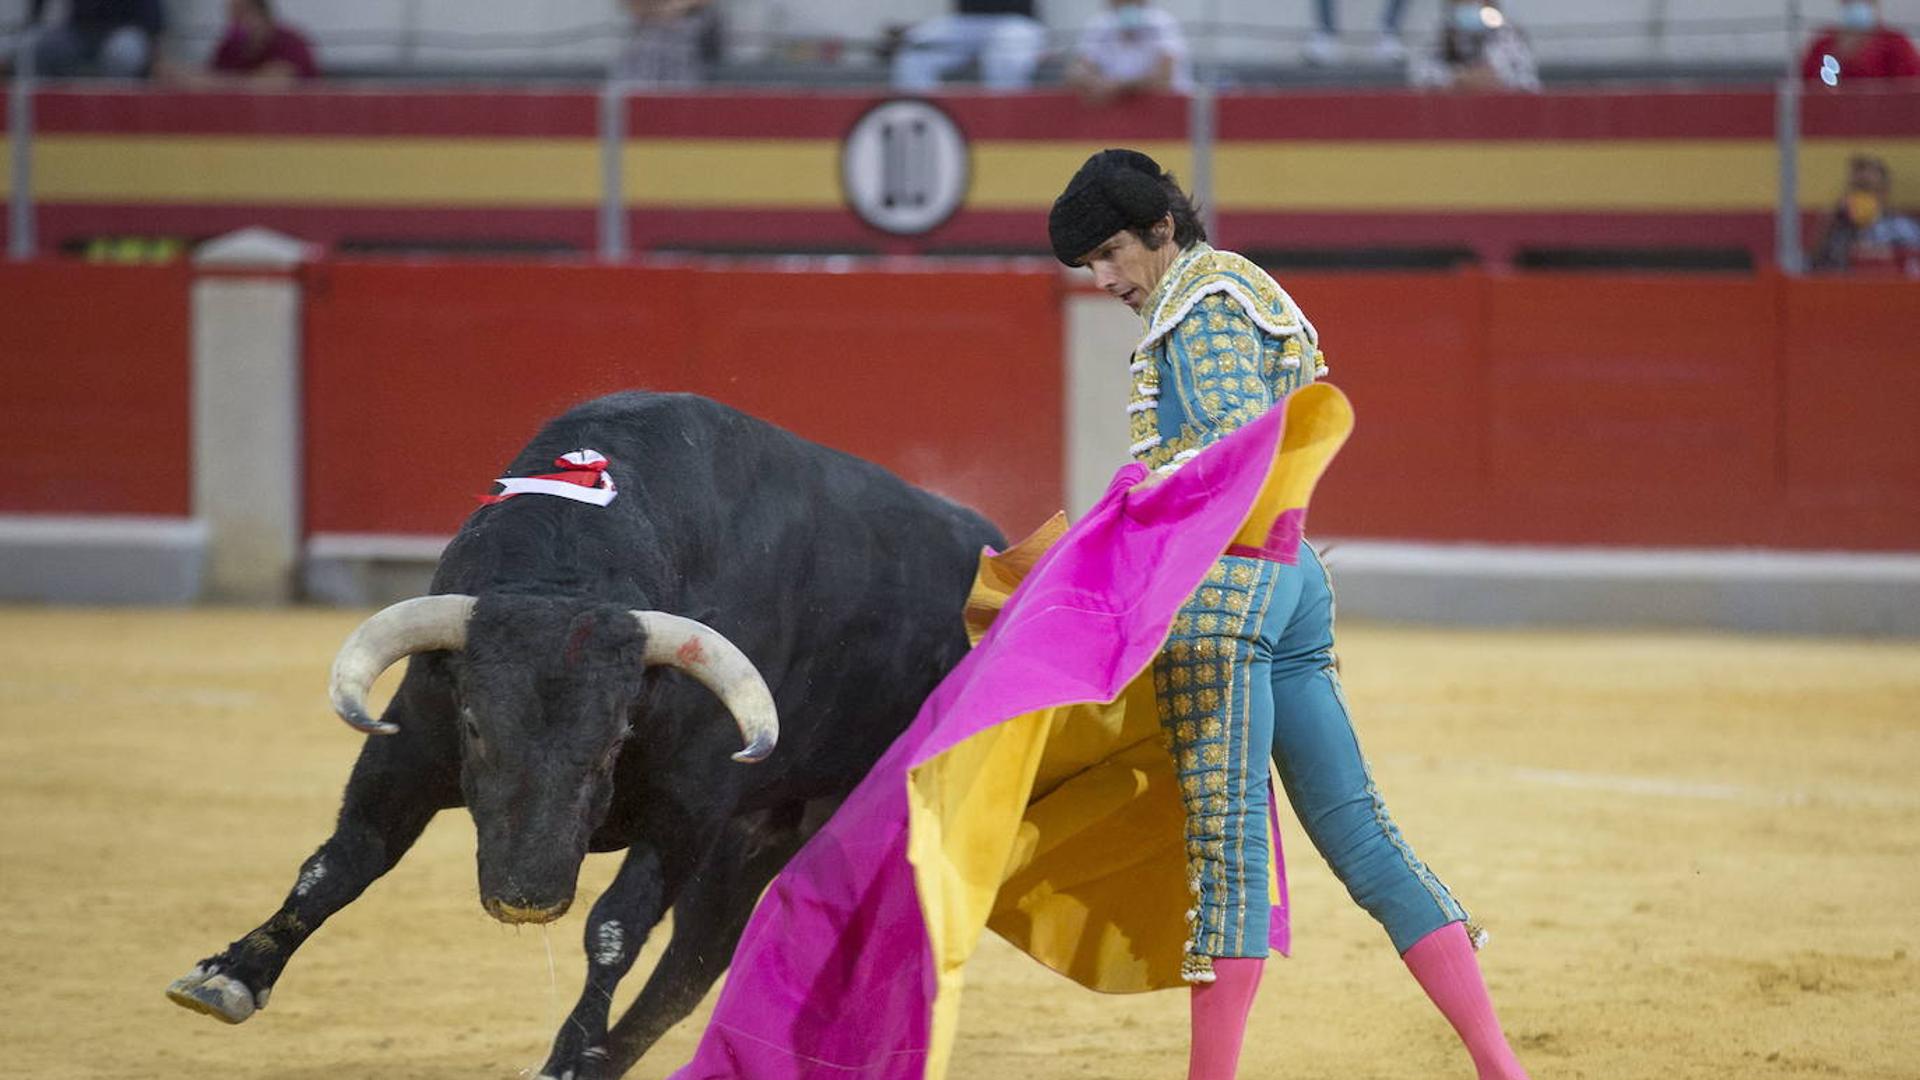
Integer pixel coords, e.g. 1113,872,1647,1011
7,0,1898,85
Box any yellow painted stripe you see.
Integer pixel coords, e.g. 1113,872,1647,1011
967,140,1191,210
637,135,1909,214
33,136,601,205
1219,140,1775,211
12,134,1919,214
1218,138,1920,212
1797,139,1920,210
622,139,840,207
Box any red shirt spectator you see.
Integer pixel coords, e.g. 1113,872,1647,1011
210,0,318,82
1800,1,1920,81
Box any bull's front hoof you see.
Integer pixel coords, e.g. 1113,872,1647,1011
165,965,264,1024
538,1039,613,1080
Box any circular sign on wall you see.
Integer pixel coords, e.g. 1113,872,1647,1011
840,99,971,236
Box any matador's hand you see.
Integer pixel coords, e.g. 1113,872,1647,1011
1129,471,1169,496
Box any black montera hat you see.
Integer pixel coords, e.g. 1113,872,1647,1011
1048,149,1172,265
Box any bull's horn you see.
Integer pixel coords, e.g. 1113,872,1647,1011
328,595,477,735
631,612,779,763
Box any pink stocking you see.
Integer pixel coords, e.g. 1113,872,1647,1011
1187,957,1264,1080
1401,922,1531,1080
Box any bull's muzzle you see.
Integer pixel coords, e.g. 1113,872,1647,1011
484,897,571,925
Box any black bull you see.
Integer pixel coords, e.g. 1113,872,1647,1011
167,392,1004,1079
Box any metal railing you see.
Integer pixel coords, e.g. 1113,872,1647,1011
0,75,1834,271
14,3,1913,272
7,25,33,261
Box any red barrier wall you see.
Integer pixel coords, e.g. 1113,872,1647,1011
1781,278,1920,548
2,256,1911,551
1279,273,1489,539
301,261,1065,539
1291,272,1919,550
1480,275,1781,545
0,262,192,515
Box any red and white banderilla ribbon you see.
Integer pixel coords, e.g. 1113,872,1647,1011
481,449,618,507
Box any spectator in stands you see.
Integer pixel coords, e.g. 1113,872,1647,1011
204,0,317,84
1812,154,1920,274
1065,0,1191,104
1304,1,1409,66
27,0,166,78
891,0,1048,92
613,0,723,86
1409,0,1538,93
1800,0,1920,82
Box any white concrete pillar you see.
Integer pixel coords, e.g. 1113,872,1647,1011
191,228,314,603
1063,289,1141,518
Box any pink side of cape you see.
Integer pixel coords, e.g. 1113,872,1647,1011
671,409,1297,1079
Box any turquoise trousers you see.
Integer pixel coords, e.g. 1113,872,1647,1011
1156,540,1468,971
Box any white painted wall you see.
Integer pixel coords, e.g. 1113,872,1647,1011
191,230,310,603
1064,290,1141,517
9,0,1917,71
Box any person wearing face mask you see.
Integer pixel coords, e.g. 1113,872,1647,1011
1812,154,1920,274
1800,0,1920,82
1065,0,1192,105
1409,0,1539,93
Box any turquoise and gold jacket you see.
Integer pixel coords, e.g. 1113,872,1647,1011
1128,244,1328,474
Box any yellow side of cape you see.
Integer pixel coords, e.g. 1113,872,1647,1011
905,384,1354,1080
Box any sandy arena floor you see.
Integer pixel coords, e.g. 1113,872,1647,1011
2,607,1916,1079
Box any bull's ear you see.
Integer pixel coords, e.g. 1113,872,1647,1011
330,595,477,734
630,611,778,763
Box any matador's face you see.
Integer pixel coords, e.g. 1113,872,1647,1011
1077,219,1180,314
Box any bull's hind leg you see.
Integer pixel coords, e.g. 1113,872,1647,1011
599,802,816,1076
166,712,457,1024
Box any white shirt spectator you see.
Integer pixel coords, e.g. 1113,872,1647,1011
891,0,1048,92
1070,2,1192,97
613,0,718,86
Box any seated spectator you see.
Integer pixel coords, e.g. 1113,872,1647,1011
207,0,316,84
613,0,722,86
1811,154,1920,274
1065,0,1191,104
28,0,166,78
891,0,1048,93
1409,0,1538,92
1800,0,1919,82
1305,0,1409,66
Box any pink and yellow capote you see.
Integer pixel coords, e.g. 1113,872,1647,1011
671,384,1355,1080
